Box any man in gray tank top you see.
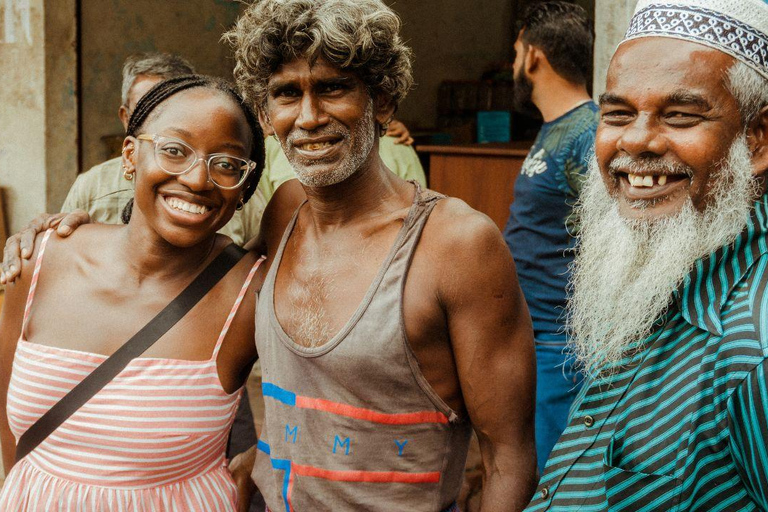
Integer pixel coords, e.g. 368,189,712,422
224,1,537,510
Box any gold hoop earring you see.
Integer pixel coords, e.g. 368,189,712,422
123,166,134,181
236,198,244,211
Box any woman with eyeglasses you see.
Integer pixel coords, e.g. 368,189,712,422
0,75,266,510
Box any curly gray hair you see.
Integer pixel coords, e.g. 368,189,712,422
224,0,413,111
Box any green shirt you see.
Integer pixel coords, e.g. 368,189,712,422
527,194,768,511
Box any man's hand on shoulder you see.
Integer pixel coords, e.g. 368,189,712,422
1,210,91,284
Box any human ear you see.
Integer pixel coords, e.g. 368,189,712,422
118,105,130,131
121,137,137,176
374,94,396,127
258,109,275,137
524,45,540,75
748,105,768,177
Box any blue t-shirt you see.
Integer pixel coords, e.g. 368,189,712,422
503,102,599,343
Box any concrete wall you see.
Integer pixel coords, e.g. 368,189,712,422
593,0,635,98
79,0,242,172
44,0,77,213
0,0,77,233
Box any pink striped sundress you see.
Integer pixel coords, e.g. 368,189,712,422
1,230,263,511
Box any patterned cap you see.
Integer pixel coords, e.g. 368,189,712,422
623,0,768,79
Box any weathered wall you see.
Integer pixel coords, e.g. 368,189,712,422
79,0,242,172
44,0,77,213
0,0,76,233
593,0,635,98
389,0,514,129
0,0,45,233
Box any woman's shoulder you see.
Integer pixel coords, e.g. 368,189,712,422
42,223,120,255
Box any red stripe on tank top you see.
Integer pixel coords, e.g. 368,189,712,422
294,396,449,425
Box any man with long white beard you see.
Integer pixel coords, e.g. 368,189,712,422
526,0,768,510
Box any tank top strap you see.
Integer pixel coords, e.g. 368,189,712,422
262,201,305,293
21,228,55,333
388,182,445,273
210,254,266,360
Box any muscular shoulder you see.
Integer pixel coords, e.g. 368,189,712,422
423,197,505,258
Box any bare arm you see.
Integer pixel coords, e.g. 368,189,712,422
439,208,537,511
1,210,91,284
0,233,44,473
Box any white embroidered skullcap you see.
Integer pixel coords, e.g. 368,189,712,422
622,0,768,79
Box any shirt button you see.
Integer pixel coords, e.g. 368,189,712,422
540,486,550,499
584,415,595,428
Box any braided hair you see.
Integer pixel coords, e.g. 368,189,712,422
122,74,265,223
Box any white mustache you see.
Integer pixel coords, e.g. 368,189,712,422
608,155,694,177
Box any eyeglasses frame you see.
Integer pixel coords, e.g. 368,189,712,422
135,133,255,190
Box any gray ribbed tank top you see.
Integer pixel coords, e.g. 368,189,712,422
251,184,472,511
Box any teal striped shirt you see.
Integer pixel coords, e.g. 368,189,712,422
527,195,768,511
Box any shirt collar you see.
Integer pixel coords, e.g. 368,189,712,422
674,194,768,336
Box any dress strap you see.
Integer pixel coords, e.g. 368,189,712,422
21,229,54,333
211,255,266,360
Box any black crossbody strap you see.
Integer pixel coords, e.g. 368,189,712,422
15,243,248,463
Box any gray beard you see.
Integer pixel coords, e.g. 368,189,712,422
568,135,757,376
282,100,376,188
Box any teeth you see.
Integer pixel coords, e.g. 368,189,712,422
627,173,670,188
166,197,209,215
300,141,333,151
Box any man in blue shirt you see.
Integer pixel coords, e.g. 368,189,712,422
527,0,768,509
503,1,598,471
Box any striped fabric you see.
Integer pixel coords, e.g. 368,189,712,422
265,502,461,512
526,194,768,511
0,230,263,511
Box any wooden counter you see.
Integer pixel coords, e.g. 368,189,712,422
417,142,531,231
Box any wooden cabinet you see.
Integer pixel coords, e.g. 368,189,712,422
417,143,531,231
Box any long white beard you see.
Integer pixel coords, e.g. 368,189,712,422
281,100,376,188
569,135,758,376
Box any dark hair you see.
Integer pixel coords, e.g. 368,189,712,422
519,1,593,86
122,74,265,224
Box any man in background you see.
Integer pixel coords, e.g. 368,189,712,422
502,1,598,471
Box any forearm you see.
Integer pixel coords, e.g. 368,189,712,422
478,443,537,512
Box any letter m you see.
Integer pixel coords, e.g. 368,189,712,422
285,424,298,444
333,435,351,455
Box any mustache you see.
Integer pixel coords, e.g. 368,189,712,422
608,155,694,177
286,127,347,146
